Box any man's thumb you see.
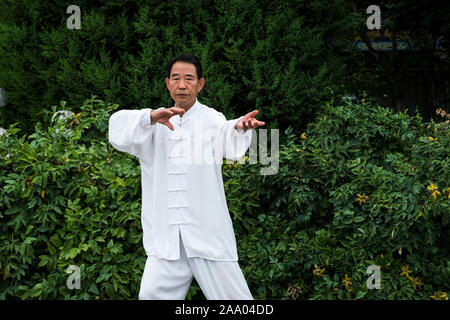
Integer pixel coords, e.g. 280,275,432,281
164,120,174,131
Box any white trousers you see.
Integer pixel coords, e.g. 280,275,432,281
139,234,253,300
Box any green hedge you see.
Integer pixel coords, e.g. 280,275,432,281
0,98,145,299
225,96,449,299
0,0,358,134
0,97,449,299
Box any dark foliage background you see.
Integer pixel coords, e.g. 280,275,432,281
3,0,449,136
0,98,448,299
0,0,360,134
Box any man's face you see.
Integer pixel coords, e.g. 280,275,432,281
165,61,205,109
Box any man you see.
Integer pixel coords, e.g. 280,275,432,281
108,53,264,300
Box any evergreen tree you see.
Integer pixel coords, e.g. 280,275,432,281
0,0,357,134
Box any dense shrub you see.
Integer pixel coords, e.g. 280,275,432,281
0,98,145,299
226,96,449,299
0,97,448,299
0,0,357,134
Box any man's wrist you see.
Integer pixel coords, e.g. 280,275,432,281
150,110,156,124
235,124,245,134
234,117,246,134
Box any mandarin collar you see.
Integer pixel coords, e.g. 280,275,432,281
175,99,201,123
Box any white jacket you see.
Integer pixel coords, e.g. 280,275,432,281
108,99,252,261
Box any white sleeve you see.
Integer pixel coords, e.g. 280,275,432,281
108,108,155,159
218,114,252,161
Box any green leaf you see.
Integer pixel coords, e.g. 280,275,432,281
355,291,367,299
25,225,34,235
89,283,100,295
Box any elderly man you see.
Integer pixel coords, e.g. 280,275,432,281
109,53,264,300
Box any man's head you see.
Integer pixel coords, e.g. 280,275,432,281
165,53,205,110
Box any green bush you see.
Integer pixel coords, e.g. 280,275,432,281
225,96,449,299
0,98,145,299
0,97,449,299
0,0,357,134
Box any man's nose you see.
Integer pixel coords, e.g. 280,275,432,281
178,78,187,89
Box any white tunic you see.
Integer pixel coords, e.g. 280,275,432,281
108,99,252,261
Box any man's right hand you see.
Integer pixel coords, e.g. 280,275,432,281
150,107,185,130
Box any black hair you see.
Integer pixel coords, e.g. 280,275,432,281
166,53,203,79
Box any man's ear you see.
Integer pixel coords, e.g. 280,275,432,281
198,78,205,92
165,77,170,89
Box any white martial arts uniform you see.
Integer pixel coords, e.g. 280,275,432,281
108,99,253,300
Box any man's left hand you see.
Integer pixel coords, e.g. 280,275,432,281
235,110,265,132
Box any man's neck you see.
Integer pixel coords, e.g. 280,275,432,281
176,100,196,116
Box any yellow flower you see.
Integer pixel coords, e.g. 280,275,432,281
410,277,424,290
432,190,441,201
430,291,448,300
356,194,369,206
69,112,82,126
400,265,412,278
301,132,307,140
286,283,302,300
313,266,328,277
341,274,352,292
40,190,46,199
427,183,438,191
427,136,438,143
427,183,441,201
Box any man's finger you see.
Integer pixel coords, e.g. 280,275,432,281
247,110,259,118
171,107,185,115
247,120,264,129
163,121,174,131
